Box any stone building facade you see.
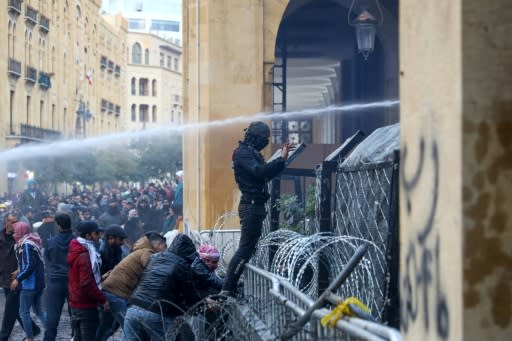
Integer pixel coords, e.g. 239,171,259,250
0,0,126,192
125,31,182,131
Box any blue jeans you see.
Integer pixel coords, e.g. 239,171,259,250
123,306,176,341
19,289,47,339
43,279,69,341
96,291,127,341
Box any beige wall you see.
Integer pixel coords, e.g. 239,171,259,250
400,0,512,340
183,0,272,229
0,1,127,193
461,0,512,339
125,32,182,131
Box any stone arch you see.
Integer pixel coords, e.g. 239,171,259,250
264,0,399,143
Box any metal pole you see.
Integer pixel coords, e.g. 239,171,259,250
280,243,369,340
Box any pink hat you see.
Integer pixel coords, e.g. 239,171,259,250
198,244,220,261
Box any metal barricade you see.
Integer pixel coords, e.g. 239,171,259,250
238,263,401,341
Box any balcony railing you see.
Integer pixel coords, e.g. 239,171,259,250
20,124,61,141
100,56,108,68
39,15,50,33
8,0,22,15
25,65,37,83
25,5,38,25
8,58,22,77
38,72,51,89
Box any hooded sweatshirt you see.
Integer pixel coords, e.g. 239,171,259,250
45,230,75,280
103,236,156,299
67,239,106,309
129,234,201,316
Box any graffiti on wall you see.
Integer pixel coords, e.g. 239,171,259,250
400,137,450,339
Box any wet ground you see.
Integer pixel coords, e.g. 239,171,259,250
0,293,122,341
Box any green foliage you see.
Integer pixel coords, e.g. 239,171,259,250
275,183,317,233
23,133,182,187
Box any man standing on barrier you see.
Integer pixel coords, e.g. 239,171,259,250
220,121,295,298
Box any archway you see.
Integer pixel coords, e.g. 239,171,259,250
272,0,399,145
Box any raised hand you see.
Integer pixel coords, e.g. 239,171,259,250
280,141,297,160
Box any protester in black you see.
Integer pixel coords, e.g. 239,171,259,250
220,121,295,297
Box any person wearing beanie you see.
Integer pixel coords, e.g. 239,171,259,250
220,121,295,297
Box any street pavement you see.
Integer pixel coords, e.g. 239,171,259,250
0,293,122,341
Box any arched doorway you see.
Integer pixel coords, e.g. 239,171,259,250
272,0,399,146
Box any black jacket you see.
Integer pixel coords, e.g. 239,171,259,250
45,231,75,280
99,240,123,275
233,141,285,204
191,257,223,298
129,234,201,317
38,221,58,250
0,229,17,288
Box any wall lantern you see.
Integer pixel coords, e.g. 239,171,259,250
348,0,384,60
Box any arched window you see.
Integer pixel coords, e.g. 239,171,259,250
152,79,157,96
12,22,17,58
152,105,157,122
131,43,142,64
131,104,136,121
131,77,136,95
144,48,149,65
139,105,148,122
51,46,55,73
8,21,12,58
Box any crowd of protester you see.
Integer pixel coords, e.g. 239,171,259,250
0,172,225,341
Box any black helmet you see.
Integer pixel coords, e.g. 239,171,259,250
246,121,270,138
244,121,270,151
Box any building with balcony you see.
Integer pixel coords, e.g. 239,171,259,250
0,0,127,193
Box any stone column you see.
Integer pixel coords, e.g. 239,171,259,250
182,0,265,229
400,1,511,340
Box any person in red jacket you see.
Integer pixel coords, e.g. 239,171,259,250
67,221,109,341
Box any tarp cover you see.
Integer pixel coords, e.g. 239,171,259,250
340,123,400,167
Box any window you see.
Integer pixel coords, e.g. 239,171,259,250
152,105,157,122
159,53,164,67
144,48,149,65
26,96,31,124
51,104,55,129
173,57,179,71
287,120,313,144
131,77,136,95
139,78,148,96
152,79,157,97
150,20,179,32
128,19,145,30
10,91,15,134
167,56,171,69
40,100,44,126
131,42,141,64
131,104,136,121
139,104,148,122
